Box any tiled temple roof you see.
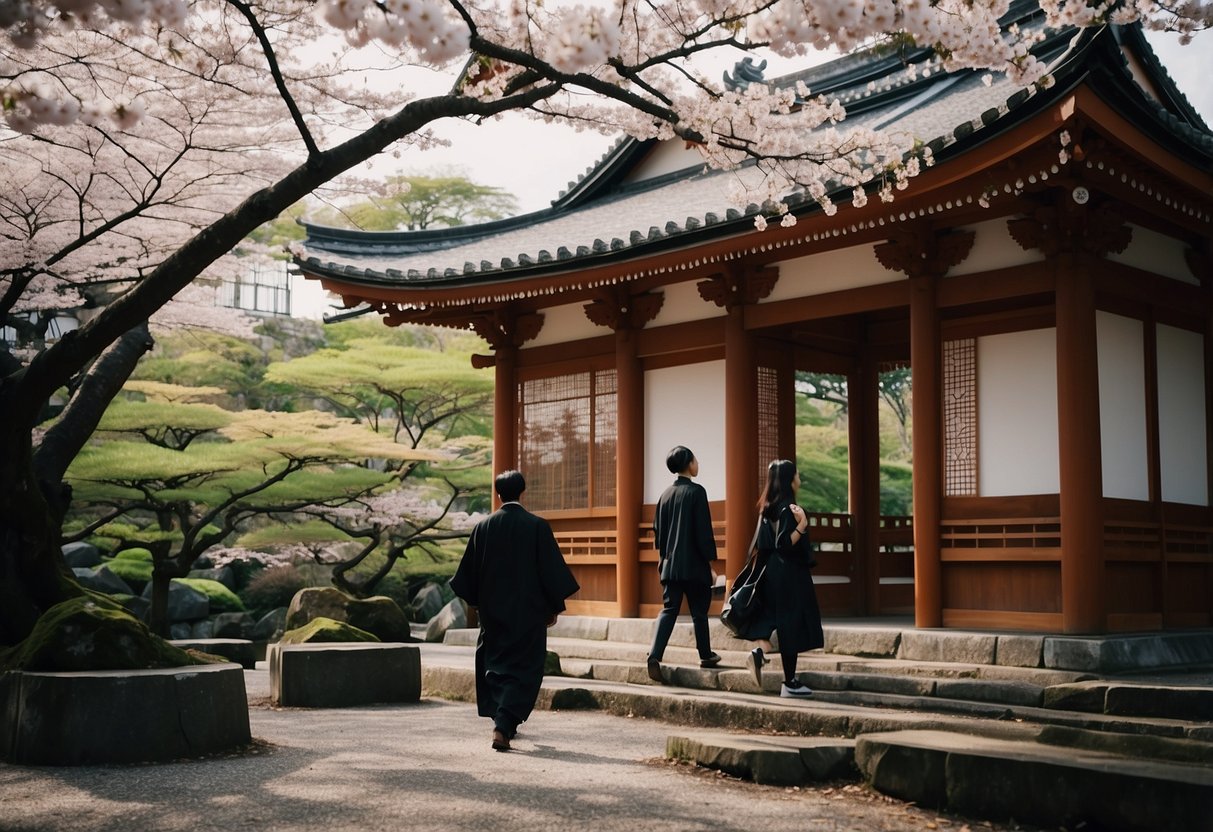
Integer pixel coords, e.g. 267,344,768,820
297,3,1213,293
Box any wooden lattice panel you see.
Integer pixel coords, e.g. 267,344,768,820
943,338,977,496
940,517,1061,561
592,369,617,508
757,365,780,475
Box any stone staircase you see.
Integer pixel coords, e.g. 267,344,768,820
431,616,1213,831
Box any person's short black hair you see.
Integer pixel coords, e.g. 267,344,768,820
495,470,526,502
666,446,695,475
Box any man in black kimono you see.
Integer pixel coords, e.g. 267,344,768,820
450,470,580,752
646,446,721,683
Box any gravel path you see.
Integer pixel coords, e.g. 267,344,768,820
1,682,1043,832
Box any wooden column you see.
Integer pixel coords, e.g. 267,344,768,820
584,290,664,618
492,344,517,509
848,349,882,616
909,274,943,628
615,328,643,617
699,267,779,585
1056,253,1105,633
724,305,757,583
471,309,544,510
876,228,974,629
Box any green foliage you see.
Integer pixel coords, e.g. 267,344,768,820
246,201,309,250
239,566,306,612
879,461,913,516
133,330,267,399
235,520,354,548
115,547,153,562
175,578,245,612
97,558,153,589
318,172,519,231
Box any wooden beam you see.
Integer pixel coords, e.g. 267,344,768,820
745,281,909,330
910,274,943,628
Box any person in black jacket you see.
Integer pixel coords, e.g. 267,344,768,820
736,459,824,698
646,446,721,683
450,470,580,751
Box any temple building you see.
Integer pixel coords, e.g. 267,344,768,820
296,3,1213,634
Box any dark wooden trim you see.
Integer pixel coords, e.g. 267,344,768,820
940,306,1055,339
614,329,643,617
936,262,1054,308
941,609,1064,631
1102,497,1155,522
516,352,614,381
1144,314,1161,507
1107,612,1163,632
492,345,518,510
642,345,724,371
745,281,909,330
724,307,758,586
636,318,726,357
1160,501,1213,526
1094,261,1209,327
518,334,613,368
910,274,942,627
943,494,1061,519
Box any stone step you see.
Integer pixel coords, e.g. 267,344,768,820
855,728,1213,832
665,731,857,786
534,615,1213,673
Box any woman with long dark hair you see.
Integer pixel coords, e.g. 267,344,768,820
738,459,823,697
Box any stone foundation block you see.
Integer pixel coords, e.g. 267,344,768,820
269,643,420,707
898,631,996,664
0,663,249,765
993,635,1043,667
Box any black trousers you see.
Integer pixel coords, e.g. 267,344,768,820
648,580,713,661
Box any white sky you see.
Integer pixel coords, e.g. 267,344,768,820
368,31,1212,214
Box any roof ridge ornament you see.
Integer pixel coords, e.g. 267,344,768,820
723,57,768,91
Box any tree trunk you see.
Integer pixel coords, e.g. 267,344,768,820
147,570,174,638
0,414,79,647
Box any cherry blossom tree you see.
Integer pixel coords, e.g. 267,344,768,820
1,0,1208,650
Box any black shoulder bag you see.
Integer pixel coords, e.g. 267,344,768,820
719,517,766,636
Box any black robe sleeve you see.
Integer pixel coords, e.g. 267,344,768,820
449,524,480,607
535,518,579,613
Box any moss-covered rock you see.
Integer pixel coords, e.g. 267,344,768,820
115,547,154,561
286,587,414,642
0,597,214,672
98,557,153,590
175,578,244,613
280,616,380,644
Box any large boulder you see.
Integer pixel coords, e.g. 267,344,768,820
286,587,415,642
141,581,210,622
61,541,102,569
74,566,132,596
280,616,379,644
410,582,445,623
174,578,244,613
212,612,255,639
191,618,215,639
1,597,207,672
424,598,468,643
187,566,236,591
253,607,289,642
100,557,153,592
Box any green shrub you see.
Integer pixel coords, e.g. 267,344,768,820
176,578,244,612
98,558,153,590
280,616,378,644
115,547,153,561
240,566,305,612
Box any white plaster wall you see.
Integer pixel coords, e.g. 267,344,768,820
648,279,725,329
1157,324,1209,505
977,328,1060,496
947,218,1044,277
528,300,598,347
1107,224,1198,285
624,140,704,183
763,243,904,302
1097,312,1149,501
644,360,726,503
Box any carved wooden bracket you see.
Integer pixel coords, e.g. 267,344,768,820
874,228,976,278
469,308,545,350
583,288,664,330
1007,199,1133,258
697,266,779,309
1184,245,1211,289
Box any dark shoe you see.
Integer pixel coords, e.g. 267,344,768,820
780,679,813,698
646,657,663,684
748,648,764,688
699,652,722,668
491,729,511,751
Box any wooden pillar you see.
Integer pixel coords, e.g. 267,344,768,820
491,345,517,511
1055,254,1105,633
584,290,664,618
615,328,643,617
849,349,882,616
725,305,758,583
910,274,943,628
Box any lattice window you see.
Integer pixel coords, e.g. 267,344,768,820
517,370,617,512
757,365,781,479
943,338,978,496
592,369,617,508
